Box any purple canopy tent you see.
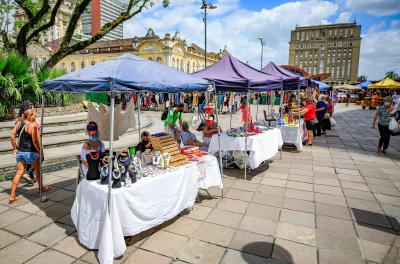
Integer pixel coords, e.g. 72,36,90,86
261,61,309,90
193,54,284,180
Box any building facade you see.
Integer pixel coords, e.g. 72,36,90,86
52,28,227,73
14,0,83,44
82,0,124,40
288,22,361,84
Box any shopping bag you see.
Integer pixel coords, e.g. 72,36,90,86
388,117,400,133
330,117,336,127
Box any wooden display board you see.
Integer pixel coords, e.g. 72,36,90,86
150,133,189,167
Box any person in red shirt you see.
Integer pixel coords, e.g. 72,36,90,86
293,97,316,145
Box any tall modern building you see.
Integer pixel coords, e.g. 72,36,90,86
288,22,361,84
82,0,124,40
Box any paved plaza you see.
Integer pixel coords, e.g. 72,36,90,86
0,105,399,264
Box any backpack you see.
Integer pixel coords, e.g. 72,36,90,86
161,107,169,121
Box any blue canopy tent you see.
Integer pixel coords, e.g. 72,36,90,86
40,54,224,232
357,80,372,89
314,80,332,92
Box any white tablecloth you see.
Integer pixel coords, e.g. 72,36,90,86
71,157,222,264
280,119,304,151
208,128,283,169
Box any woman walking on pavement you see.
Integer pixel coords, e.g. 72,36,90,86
9,109,50,203
371,96,394,154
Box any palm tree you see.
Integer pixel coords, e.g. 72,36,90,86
0,52,40,119
385,71,399,79
357,75,367,82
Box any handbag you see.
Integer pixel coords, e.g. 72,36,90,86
389,117,400,133
311,118,318,125
330,117,336,127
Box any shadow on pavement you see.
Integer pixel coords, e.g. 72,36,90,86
222,163,270,181
351,208,400,232
241,242,292,263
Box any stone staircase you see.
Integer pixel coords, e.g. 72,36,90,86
0,113,156,178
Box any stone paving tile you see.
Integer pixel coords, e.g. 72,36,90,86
314,184,343,196
217,198,248,214
221,249,268,264
239,216,278,236
257,185,286,196
313,166,335,174
163,216,202,236
261,178,287,188
315,202,352,220
141,230,188,258
318,249,365,264
272,238,317,264
0,238,45,264
34,203,71,220
365,177,395,187
351,208,393,229
186,205,212,220
252,192,284,207
27,223,75,247
177,238,225,264
369,184,400,197
313,177,340,187
264,172,289,180
5,214,52,236
290,169,313,177
225,188,254,202
335,168,360,175
283,197,315,214
380,203,400,217
15,198,55,214
285,189,314,202
0,229,20,250
316,215,356,236
276,222,316,246
286,181,313,192
360,239,391,263
354,223,397,246
288,174,314,184
230,180,259,192
245,203,280,221
315,193,347,206
193,222,235,247
53,234,88,258
0,208,29,228
347,197,384,214
337,173,365,183
205,208,243,228
317,229,362,258
343,188,377,201
25,249,75,264
125,249,171,264
279,209,315,228
340,180,370,192
374,193,400,206
228,230,273,258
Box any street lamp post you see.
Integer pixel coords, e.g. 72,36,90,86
201,0,216,105
257,38,266,122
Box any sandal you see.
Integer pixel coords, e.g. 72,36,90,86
22,174,35,186
9,196,17,204
38,185,51,193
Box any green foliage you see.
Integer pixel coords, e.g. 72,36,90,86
0,52,40,118
385,71,399,80
357,75,367,82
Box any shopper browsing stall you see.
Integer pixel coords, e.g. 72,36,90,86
315,95,328,136
135,131,154,153
181,122,209,151
203,114,221,145
164,103,184,144
293,97,316,146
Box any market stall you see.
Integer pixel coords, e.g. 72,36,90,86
193,55,285,179
43,54,223,264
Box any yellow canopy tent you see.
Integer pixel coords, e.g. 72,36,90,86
369,78,400,89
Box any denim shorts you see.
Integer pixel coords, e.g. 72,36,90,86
16,151,38,165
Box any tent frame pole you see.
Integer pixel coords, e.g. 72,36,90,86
40,92,45,202
213,89,224,198
244,92,249,180
137,92,142,142
108,84,115,214
279,87,284,160
229,92,233,129
256,92,259,123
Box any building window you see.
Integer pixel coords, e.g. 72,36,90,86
156,57,162,63
296,32,300,41
91,61,96,65
181,60,184,71
148,58,153,61
187,61,190,73
192,62,195,72
71,62,75,72
81,61,85,69
172,58,175,68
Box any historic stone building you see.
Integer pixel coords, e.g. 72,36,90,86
50,28,227,73
288,22,361,84
14,0,83,44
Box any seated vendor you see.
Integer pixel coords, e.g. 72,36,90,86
135,131,153,153
81,122,105,176
202,114,221,145
181,122,209,151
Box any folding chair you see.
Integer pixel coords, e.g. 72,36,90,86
263,110,276,127
75,155,84,185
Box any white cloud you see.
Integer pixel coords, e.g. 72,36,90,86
336,11,352,23
345,0,400,16
359,28,400,79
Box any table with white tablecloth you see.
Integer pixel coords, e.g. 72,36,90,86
208,128,283,169
280,119,305,151
71,156,222,264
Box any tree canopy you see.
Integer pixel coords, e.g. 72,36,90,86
0,0,169,69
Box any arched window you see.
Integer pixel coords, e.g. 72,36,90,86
81,61,85,69
197,63,200,71
91,60,96,65
192,62,195,72
148,57,153,61
180,59,184,71
176,59,179,70
61,63,65,70
172,58,175,68
156,57,162,63
70,62,75,72
187,61,190,73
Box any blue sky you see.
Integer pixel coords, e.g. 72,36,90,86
124,0,400,79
